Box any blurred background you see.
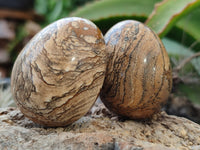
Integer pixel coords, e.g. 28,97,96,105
0,0,200,123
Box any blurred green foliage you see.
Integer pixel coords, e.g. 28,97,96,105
35,0,73,25
34,0,94,25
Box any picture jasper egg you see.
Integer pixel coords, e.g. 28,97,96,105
100,20,172,119
11,17,106,127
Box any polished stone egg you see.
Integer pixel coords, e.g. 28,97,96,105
100,20,172,119
11,17,106,127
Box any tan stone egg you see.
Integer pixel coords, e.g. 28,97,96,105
11,17,106,127
100,20,172,119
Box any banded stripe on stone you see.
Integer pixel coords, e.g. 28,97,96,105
100,20,172,119
11,17,106,127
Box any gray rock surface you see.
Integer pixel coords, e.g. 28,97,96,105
0,102,200,150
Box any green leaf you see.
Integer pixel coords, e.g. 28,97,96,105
70,0,161,20
176,8,200,44
166,8,200,52
70,0,161,32
47,0,63,22
162,38,200,75
146,0,200,38
34,0,48,15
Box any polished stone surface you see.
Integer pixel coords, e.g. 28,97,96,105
100,20,172,119
11,17,106,127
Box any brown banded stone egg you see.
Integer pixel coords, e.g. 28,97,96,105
11,17,106,127
100,20,172,119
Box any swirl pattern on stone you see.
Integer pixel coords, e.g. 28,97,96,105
11,17,106,127
100,20,172,119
